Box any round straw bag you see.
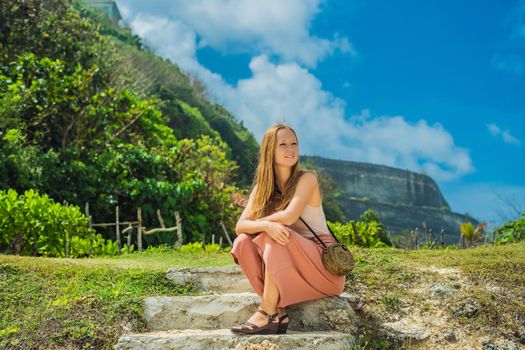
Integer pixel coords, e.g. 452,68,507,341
300,217,355,276
321,243,355,276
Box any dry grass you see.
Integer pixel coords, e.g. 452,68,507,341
346,242,525,349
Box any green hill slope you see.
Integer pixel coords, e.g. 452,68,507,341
77,1,259,187
0,0,257,247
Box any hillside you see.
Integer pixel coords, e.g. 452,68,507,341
78,1,259,187
302,156,480,245
0,0,259,247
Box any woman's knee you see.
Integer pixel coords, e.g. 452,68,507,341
261,239,290,261
232,233,255,250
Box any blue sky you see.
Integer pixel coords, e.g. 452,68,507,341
116,0,525,229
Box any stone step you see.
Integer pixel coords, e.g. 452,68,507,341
114,329,355,350
143,292,358,333
165,265,251,293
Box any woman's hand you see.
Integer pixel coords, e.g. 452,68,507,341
263,221,291,245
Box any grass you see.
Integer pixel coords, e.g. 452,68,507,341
0,249,233,350
0,249,233,272
1,242,524,350
346,241,525,349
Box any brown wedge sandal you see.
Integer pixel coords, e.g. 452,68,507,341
277,312,289,334
230,309,279,335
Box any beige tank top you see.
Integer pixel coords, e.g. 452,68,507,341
288,204,331,239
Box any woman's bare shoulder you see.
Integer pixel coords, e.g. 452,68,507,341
298,170,321,205
298,170,319,183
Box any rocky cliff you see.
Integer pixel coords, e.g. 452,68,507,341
301,156,479,245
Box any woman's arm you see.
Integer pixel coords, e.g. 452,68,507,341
235,184,272,235
257,172,318,226
234,185,292,245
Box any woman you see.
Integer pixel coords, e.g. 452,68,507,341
230,123,346,335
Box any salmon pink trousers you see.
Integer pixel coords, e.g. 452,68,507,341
230,228,346,308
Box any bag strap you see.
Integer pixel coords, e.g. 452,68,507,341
299,216,340,248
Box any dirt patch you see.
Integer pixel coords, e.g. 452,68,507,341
347,262,525,349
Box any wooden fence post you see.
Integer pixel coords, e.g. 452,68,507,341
175,211,183,248
220,221,233,246
422,221,428,245
63,200,69,258
414,227,419,249
440,229,445,249
157,209,166,228
137,207,143,252
122,224,132,254
116,205,121,255
85,202,93,258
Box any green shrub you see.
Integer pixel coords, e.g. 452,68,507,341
69,233,134,257
0,0,246,249
329,220,390,248
494,213,525,244
0,188,94,256
178,241,229,253
327,209,392,248
141,243,174,254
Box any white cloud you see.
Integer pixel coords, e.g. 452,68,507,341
118,0,354,67
130,13,197,68
127,12,234,99
119,4,474,183
220,55,350,150
338,114,474,181
487,123,521,146
487,123,500,135
197,54,474,182
116,1,131,19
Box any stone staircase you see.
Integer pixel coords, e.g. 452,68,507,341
114,265,359,350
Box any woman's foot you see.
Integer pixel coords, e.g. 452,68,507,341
230,308,279,335
246,308,278,328
276,307,289,334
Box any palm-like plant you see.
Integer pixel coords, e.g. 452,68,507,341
460,222,489,247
